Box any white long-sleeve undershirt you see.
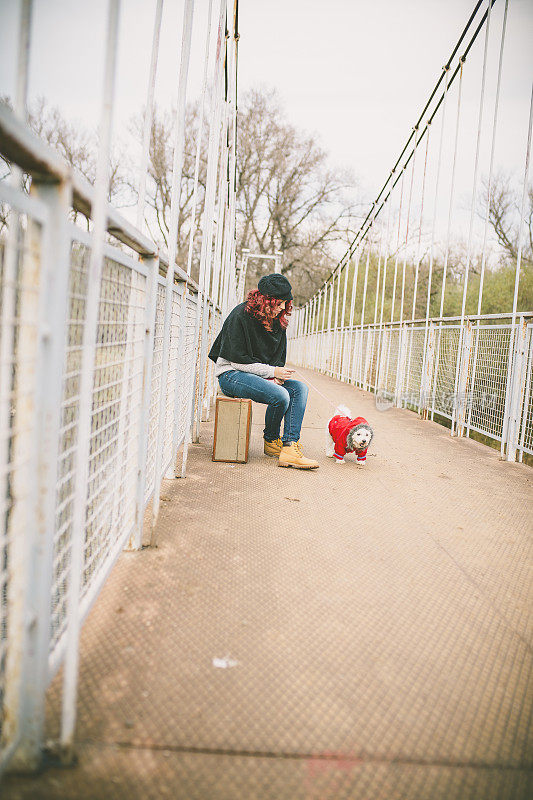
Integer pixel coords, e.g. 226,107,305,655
214,358,275,379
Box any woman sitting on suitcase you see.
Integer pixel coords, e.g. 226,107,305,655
209,274,319,469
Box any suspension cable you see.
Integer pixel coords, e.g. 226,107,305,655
459,0,493,324
439,59,464,320
186,0,213,277
399,126,419,327
429,59,465,423
375,194,393,389
452,0,493,434
321,0,497,290
360,228,373,327
477,0,508,315
390,171,406,323
136,0,163,232
418,66,450,410
411,122,431,320
373,214,386,325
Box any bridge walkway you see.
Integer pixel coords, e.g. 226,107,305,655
5,366,532,800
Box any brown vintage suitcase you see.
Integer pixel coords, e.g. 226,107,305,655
212,397,252,463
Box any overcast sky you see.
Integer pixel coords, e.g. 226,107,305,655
1,0,532,233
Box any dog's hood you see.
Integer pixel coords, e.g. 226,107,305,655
329,414,372,454
331,414,369,435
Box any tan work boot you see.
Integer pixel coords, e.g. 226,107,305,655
278,441,319,470
264,437,283,457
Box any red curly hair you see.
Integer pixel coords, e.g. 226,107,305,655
245,289,292,331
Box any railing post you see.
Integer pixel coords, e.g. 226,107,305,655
1,211,43,773
363,328,374,391
376,326,389,394
59,0,121,759
207,303,220,406
394,325,409,407
420,322,436,419
0,0,36,772
504,316,528,462
127,255,158,550
202,302,214,420
181,289,201,475
317,290,326,373
517,324,533,462
302,304,308,368
302,305,307,367
313,301,318,371
152,0,195,525
308,300,314,368
151,265,174,532
350,327,362,387
312,296,318,370
301,306,306,366
326,283,334,374
455,318,474,437
165,281,189,479
29,179,72,764
2,175,72,771
360,328,369,388
303,303,309,369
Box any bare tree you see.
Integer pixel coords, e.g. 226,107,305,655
129,103,207,270
132,88,362,299
0,96,131,234
237,88,362,302
480,173,533,267
27,98,131,210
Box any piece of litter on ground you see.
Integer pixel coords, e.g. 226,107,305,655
284,497,300,502
212,656,238,669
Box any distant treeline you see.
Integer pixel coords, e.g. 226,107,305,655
313,252,532,325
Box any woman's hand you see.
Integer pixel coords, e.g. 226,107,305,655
274,367,295,381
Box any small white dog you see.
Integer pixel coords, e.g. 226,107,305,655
326,404,374,465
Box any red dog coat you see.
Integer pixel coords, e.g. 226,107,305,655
328,414,369,462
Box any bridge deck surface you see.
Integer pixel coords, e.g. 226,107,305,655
6,366,532,800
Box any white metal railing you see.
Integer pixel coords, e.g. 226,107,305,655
289,313,533,462
0,0,237,775
0,142,223,774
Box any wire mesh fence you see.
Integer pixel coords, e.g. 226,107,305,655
466,323,513,441
429,325,461,420
145,281,166,505
401,326,426,412
0,175,224,774
289,315,533,460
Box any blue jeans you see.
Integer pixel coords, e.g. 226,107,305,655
218,371,309,443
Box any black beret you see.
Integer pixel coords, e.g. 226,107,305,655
257,273,293,301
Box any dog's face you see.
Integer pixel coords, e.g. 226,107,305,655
347,424,373,452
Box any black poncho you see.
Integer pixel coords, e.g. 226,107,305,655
208,302,287,367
